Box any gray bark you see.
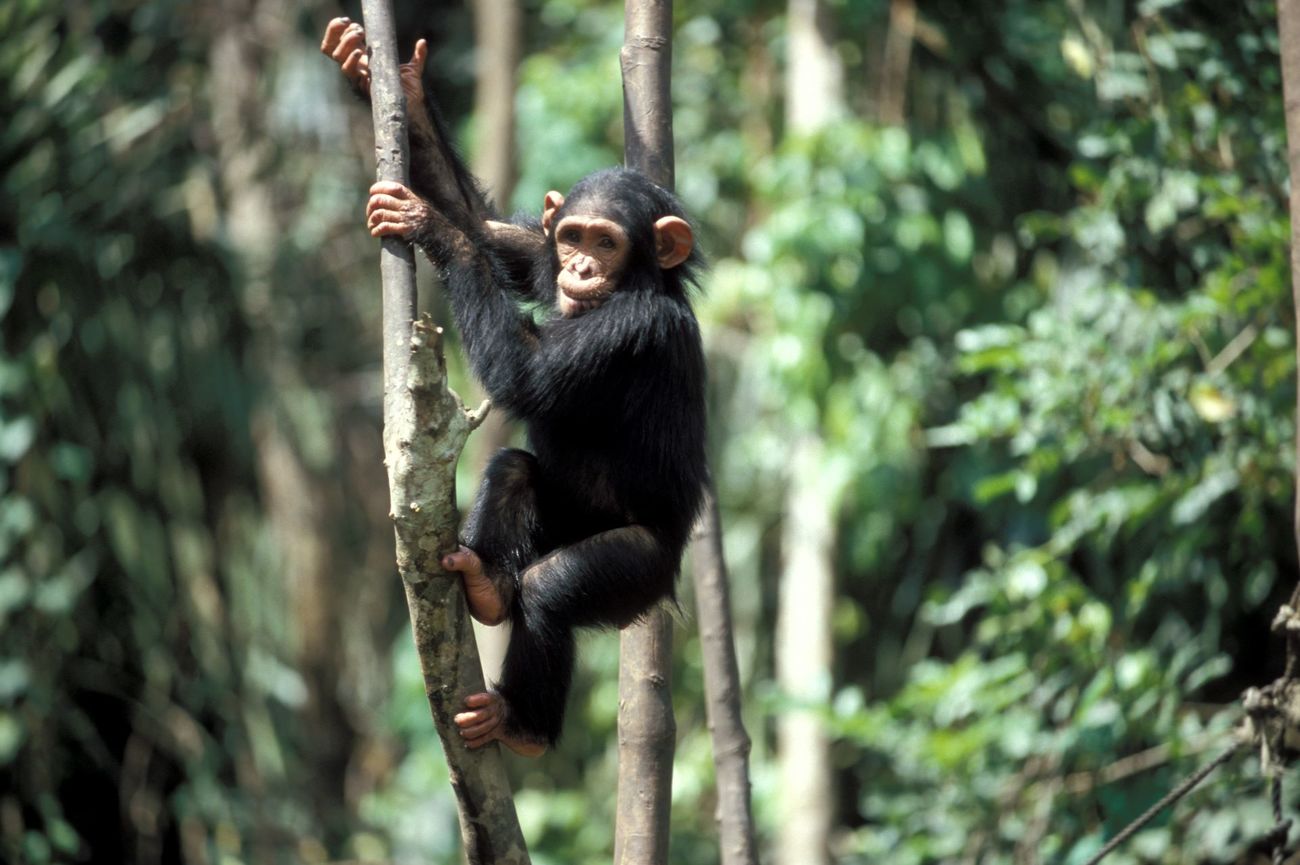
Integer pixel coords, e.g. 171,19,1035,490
359,2,529,861
691,488,760,865
468,0,523,685
775,438,837,865
1282,0,1300,621
776,1,844,859
615,2,678,863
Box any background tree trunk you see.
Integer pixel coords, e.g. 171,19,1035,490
471,0,520,210
1280,0,1300,626
776,5,844,861
468,0,522,685
785,0,844,135
775,438,838,865
876,0,916,125
615,1,678,862
691,488,759,865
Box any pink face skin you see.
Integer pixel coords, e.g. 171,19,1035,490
551,215,631,316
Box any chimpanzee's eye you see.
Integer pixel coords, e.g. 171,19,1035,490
597,236,616,250
562,229,581,243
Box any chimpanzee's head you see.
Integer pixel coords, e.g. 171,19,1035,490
541,168,698,317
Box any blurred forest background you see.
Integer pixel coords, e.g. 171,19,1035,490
2,0,1297,862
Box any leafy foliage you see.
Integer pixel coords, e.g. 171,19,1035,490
4,0,1296,862
0,3,304,862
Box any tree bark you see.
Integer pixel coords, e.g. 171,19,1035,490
469,0,523,686
1281,1,1300,620
775,438,837,865
471,0,521,210
360,2,529,862
615,2,677,863
690,487,759,865
785,0,844,135
776,1,844,858
876,0,916,125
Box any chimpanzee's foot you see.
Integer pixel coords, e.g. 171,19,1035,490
454,691,548,758
443,546,507,625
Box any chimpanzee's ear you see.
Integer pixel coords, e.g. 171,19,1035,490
654,216,694,269
541,191,565,235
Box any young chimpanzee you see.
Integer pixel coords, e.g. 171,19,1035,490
322,20,707,756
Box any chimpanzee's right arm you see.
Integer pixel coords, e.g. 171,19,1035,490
321,18,494,232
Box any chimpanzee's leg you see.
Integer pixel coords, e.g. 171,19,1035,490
494,525,678,745
458,448,544,619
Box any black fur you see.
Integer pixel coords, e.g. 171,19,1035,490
404,98,707,746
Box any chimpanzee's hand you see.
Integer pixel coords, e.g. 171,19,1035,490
367,182,433,239
399,39,436,140
321,20,434,137
321,18,370,94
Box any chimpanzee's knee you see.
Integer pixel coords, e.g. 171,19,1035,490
461,449,543,606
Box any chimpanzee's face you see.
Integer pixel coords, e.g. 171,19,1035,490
551,214,630,316
541,179,694,318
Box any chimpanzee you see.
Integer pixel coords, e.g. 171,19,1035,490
322,19,707,756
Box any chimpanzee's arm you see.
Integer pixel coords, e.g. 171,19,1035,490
321,20,494,231
367,182,542,397
408,89,496,230
507,292,703,417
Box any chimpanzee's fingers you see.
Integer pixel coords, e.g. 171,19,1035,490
330,24,366,64
365,206,391,230
457,717,500,740
369,220,413,238
341,48,367,80
366,210,399,233
365,202,405,225
442,546,484,575
339,35,367,69
369,181,413,198
366,193,407,218
408,38,429,72
320,17,351,54
463,691,495,709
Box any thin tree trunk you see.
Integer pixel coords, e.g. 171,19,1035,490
1278,0,1300,694
615,1,677,862
876,0,915,125
359,3,529,862
785,0,844,135
691,487,760,865
471,0,520,209
777,0,843,858
775,438,836,865
469,0,522,685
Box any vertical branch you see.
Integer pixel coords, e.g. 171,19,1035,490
358,3,530,862
691,488,760,865
785,0,844,135
469,0,523,685
471,0,521,207
777,3,843,863
876,0,916,126
622,0,676,187
1280,0,1300,680
360,0,418,414
775,440,837,865
617,2,677,863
